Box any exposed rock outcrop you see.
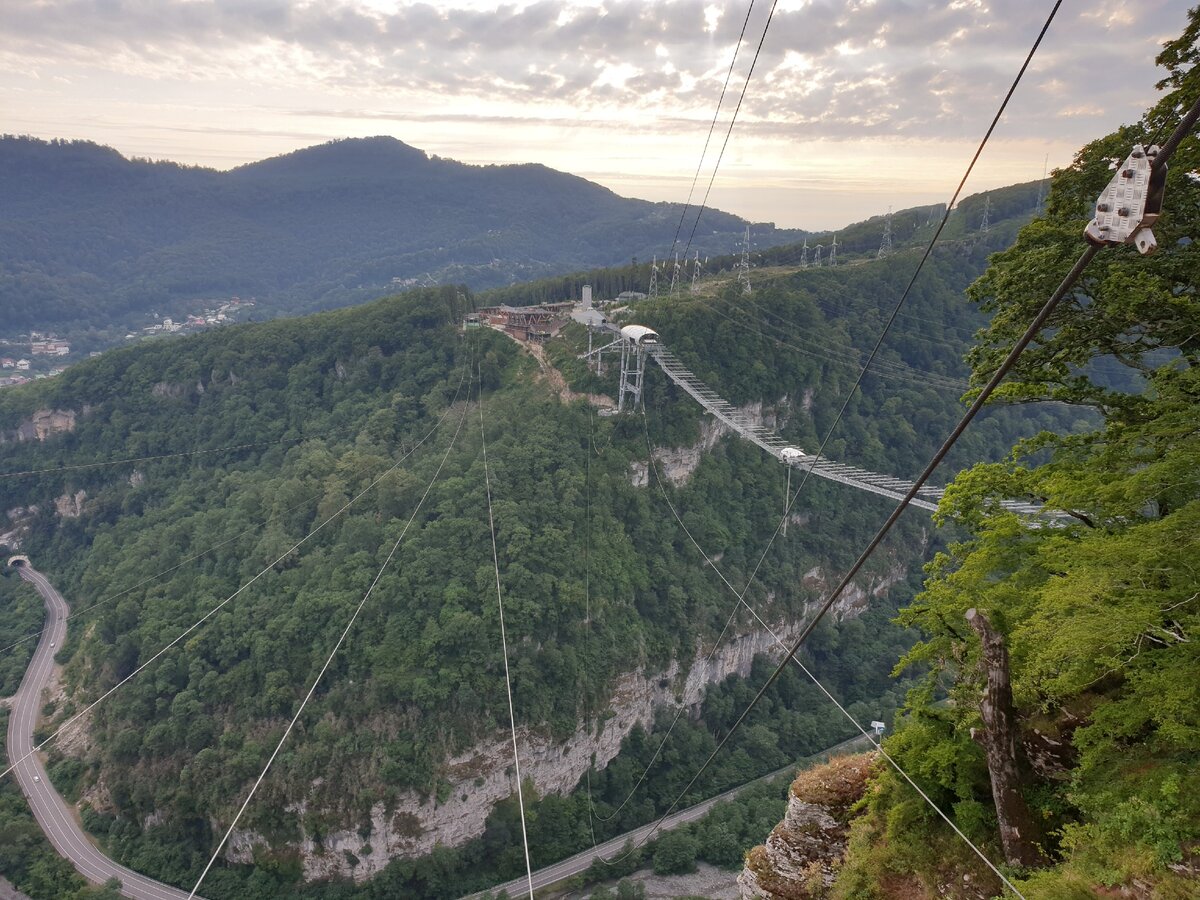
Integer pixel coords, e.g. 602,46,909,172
0,408,78,444
631,400,788,487
738,753,876,899
55,490,87,519
226,619,817,881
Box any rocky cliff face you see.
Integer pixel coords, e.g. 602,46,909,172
0,408,80,443
738,753,875,899
630,400,787,487
226,617,820,880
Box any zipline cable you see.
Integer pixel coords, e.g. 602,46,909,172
583,413,753,832
633,407,1025,896
478,354,535,900
0,435,305,480
596,46,1200,884
0,464,399,657
680,0,781,261
666,0,757,263
611,241,1116,893
681,0,1061,394
587,0,1066,855
0,363,470,783
188,370,474,899
735,0,1066,602
679,292,969,391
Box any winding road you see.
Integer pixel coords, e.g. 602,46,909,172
5,562,194,900
6,560,872,900
476,733,874,898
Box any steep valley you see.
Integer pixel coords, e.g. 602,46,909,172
0,201,1077,898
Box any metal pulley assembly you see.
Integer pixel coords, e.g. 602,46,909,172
1084,143,1166,255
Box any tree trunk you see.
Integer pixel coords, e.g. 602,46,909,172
965,607,1045,867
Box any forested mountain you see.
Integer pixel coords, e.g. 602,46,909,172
0,174,1076,897
758,16,1199,899
0,135,804,351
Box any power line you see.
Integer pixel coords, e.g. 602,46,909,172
666,0,758,263
478,355,535,899
0,364,470,784
188,372,473,899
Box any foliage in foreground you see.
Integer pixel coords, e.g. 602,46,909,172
834,12,1200,897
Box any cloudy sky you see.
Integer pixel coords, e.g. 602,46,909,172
1,0,1187,228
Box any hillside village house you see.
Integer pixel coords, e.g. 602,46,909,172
15,359,31,371
30,340,70,356
1,358,14,368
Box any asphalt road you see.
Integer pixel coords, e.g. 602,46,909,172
6,563,196,900
476,733,874,898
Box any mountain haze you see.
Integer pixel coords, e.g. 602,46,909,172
0,135,804,348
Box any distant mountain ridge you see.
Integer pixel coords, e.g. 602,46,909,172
0,134,805,347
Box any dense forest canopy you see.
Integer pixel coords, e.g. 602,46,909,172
834,11,1200,898
0,135,803,352
0,175,1074,898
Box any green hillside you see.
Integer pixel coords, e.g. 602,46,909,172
0,135,803,354
0,185,1078,896
830,17,1200,898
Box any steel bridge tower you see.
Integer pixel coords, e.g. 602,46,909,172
618,336,648,412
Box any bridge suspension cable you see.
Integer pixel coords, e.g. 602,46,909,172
0,364,470,784
189,372,474,898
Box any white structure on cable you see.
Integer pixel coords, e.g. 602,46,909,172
669,252,682,297
690,252,703,293
829,233,839,268
649,255,659,299
980,195,991,234
737,225,753,295
800,237,809,268
878,207,893,258
814,244,823,267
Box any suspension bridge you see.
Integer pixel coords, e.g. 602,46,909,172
585,324,1045,516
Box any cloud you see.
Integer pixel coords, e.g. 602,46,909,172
0,0,1185,147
